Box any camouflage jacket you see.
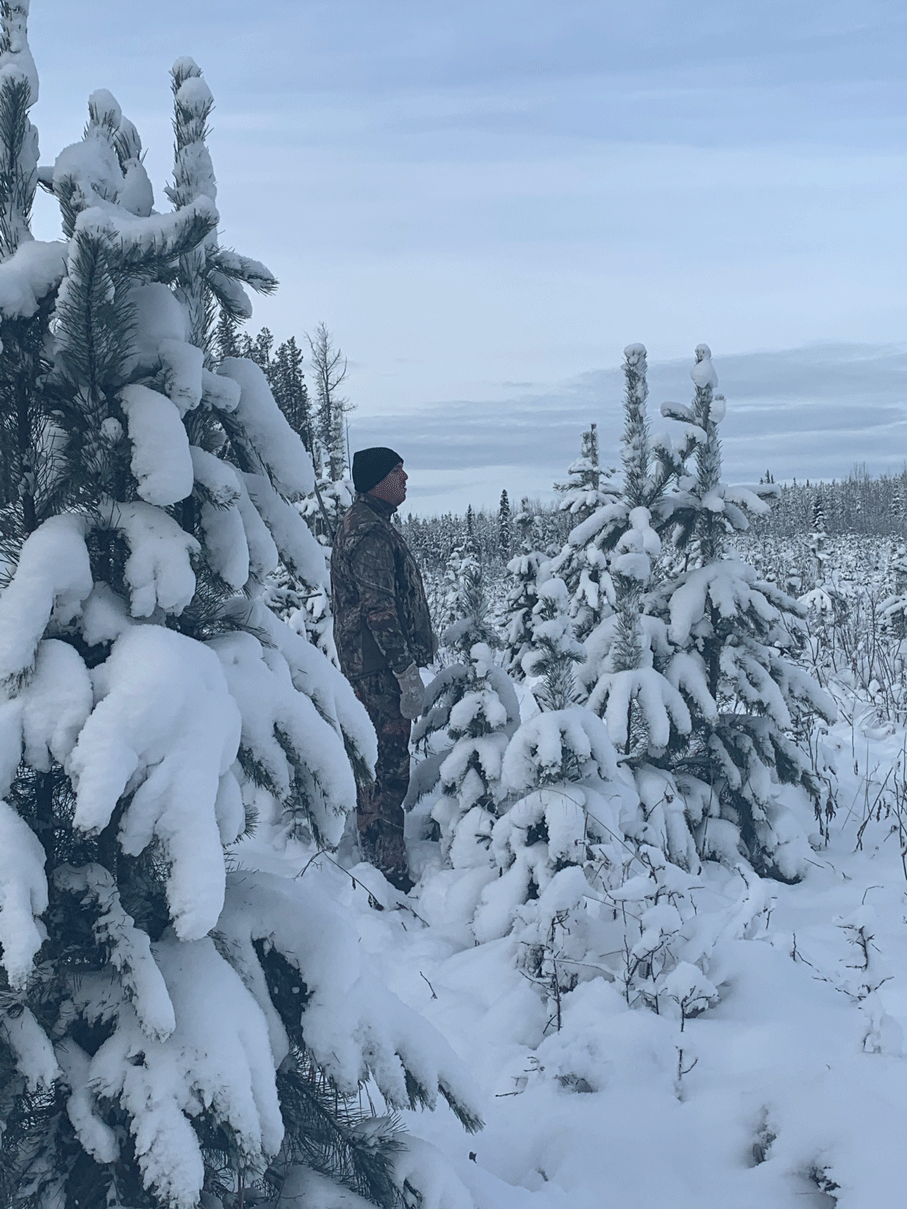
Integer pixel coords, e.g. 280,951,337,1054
331,493,434,681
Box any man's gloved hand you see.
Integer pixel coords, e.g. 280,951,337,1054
395,662,424,720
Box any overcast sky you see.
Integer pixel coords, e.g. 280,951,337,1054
26,0,907,513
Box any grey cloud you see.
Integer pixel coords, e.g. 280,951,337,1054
354,342,907,512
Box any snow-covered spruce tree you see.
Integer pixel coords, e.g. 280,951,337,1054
432,529,483,640
572,346,699,869
585,346,681,738
471,575,624,963
0,29,479,1209
797,498,845,686
503,499,544,679
408,560,519,871
497,488,512,559
652,346,837,881
468,581,762,1031
520,576,585,711
546,425,621,644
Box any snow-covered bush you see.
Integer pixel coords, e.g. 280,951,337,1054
466,695,766,1033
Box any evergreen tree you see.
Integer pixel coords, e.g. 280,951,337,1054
213,307,239,359
306,321,349,481
463,564,755,1033
0,25,479,1209
650,346,837,881
798,492,841,657
546,424,621,644
497,488,512,558
270,335,310,449
882,544,907,643
554,423,605,523
574,346,699,869
521,577,585,711
163,58,277,356
503,500,544,679
409,561,519,869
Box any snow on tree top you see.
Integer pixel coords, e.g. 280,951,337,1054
87,88,122,130
171,54,202,77
175,73,214,112
0,0,38,105
624,342,646,361
690,347,718,389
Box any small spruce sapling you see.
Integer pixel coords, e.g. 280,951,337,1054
473,589,631,971
409,560,519,869
653,346,837,881
547,424,621,643
503,500,544,679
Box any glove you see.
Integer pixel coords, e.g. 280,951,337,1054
395,662,424,720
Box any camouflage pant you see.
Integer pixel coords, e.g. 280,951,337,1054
353,669,412,886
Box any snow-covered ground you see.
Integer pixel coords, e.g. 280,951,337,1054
244,704,907,1209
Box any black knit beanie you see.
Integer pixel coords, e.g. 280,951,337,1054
352,447,403,494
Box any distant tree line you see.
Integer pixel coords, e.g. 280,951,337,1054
750,466,907,539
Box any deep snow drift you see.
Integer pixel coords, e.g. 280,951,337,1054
240,699,907,1209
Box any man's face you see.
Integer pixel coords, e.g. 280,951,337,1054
370,462,408,508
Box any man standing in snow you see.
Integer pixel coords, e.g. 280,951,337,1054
331,447,435,891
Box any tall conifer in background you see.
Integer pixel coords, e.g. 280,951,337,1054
497,487,512,558
270,335,310,449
